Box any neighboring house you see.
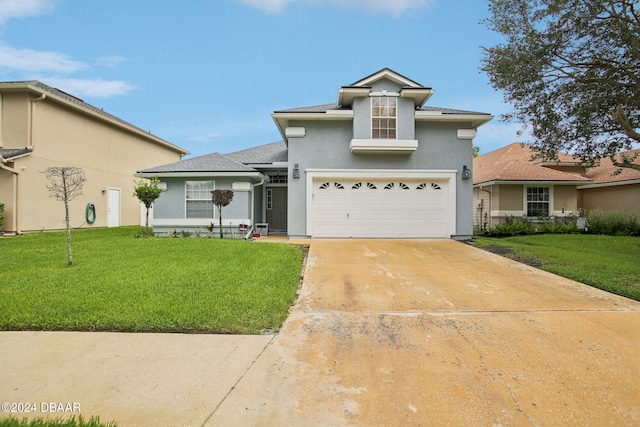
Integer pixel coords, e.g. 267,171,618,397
141,68,493,239
578,149,640,216
473,143,591,229
0,81,188,234
473,143,640,230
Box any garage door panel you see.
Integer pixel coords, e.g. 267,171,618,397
312,178,451,238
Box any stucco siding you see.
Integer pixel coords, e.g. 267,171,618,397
287,116,472,238
554,185,578,213
580,183,640,216
150,177,254,234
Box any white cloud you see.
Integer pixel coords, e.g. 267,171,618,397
187,132,223,144
237,0,435,16
238,0,294,13
95,55,127,68
0,43,86,73
0,0,54,24
40,77,136,98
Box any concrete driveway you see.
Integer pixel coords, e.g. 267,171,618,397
208,239,640,426
1,239,639,426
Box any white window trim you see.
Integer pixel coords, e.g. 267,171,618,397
370,95,397,140
185,180,215,219
523,185,554,217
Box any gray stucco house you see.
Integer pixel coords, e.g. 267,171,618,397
139,68,493,239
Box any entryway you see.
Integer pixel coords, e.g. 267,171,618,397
266,187,287,232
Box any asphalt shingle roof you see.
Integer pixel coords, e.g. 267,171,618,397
473,143,592,184
140,152,257,173
225,141,288,164
584,148,640,184
0,148,32,160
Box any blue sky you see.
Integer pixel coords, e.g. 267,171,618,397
0,0,524,158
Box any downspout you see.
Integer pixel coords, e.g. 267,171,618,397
248,175,265,238
481,185,492,230
29,93,46,149
0,160,20,234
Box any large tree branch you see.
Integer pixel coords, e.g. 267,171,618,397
611,104,640,142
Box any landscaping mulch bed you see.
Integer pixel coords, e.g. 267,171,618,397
479,245,543,268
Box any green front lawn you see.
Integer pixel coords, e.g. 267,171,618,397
472,234,640,301
0,227,303,334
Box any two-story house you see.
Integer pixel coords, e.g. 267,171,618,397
0,81,188,234
140,68,493,239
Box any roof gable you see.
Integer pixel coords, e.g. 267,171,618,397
350,68,424,88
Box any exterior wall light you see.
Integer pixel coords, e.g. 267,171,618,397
293,164,300,179
462,165,471,180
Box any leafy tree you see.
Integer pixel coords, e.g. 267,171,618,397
134,175,163,237
481,0,640,171
44,166,87,266
472,146,481,157
211,189,234,239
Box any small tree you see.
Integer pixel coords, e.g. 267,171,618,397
211,189,234,239
44,166,87,266
0,202,4,230
134,175,163,237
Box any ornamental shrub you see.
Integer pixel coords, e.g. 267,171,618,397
587,209,640,236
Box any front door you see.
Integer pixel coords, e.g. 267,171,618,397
266,187,287,232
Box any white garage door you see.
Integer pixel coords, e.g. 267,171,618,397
311,178,450,238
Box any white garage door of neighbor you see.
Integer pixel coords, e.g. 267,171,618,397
311,178,450,238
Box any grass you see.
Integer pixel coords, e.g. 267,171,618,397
0,416,116,427
0,227,304,334
472,234,640,301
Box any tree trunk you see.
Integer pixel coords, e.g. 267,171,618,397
145,205,150,237
218,206,223,239
64,196,73,266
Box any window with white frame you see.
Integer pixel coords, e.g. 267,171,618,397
185,181,214,218
371,96,396,139
266,189,273,210
526,187,550,217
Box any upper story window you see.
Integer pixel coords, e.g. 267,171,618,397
371,97,396,139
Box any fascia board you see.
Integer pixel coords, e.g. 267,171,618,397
272,111,354,120
337,87,371,107
415,111,494,127
475,179,592,186
400,88,435,106
577,178,640,189
138,171,263,179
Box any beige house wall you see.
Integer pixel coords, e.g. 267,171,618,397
580,184,640,216
1,88,186,233
553,185,578,214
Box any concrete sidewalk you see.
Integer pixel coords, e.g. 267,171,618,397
0,332,273,426
1,239,639,426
